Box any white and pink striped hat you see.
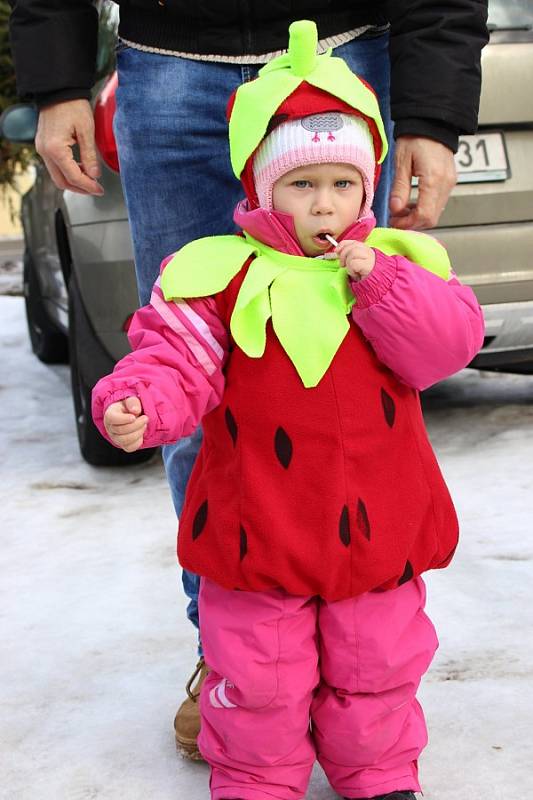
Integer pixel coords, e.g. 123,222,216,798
252,111,376,215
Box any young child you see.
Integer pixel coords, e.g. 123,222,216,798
92,21,484,800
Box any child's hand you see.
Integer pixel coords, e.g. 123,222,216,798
103,396,149,452
335,240,376,281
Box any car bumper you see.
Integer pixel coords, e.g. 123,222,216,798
470,301,533,371
436,221,533,372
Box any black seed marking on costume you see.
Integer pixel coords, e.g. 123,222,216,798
239,526,248,561
398,560,414,585
274,427,293,468
381,388,396,428
356,499,371,541
225,407,238,445
339,505,351,547
192,500,208,540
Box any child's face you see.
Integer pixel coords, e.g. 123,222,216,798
271,163,365,257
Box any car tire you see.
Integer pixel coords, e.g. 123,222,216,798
23,248,69,364
68,272,156,467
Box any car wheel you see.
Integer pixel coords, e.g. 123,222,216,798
23,248,69,364
68,272,156,467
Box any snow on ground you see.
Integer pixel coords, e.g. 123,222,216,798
1,295,532,799
0,237,23,296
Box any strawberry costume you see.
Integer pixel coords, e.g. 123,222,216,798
168,227,459,601
92,21,484,800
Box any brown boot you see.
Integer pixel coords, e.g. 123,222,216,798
173,657,208,760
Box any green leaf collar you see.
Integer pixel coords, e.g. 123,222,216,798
160,229,450,388
161,234,354,388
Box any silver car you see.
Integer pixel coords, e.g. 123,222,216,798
0,91,149,466
1,0,531,467
436,0,533,372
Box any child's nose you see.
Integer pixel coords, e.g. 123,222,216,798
312,191,334,214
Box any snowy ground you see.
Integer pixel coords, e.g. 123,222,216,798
1,294,532,800
0,237,23,296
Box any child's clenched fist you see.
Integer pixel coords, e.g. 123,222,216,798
103,395,148,452
335,240,376,281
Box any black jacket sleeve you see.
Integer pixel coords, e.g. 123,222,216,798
8,0,98,107
387,0,489,151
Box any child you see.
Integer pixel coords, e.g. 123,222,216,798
92,21,484,800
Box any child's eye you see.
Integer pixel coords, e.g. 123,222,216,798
293,180,311,189
335,180,351,188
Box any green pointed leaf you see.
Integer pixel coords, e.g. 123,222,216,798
308,57,388,163
230,255,283,357
229,71,302,178
161,235,257,300
270,268,350,387
366,228,451,279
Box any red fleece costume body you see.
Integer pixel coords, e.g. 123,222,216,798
178,261,458,602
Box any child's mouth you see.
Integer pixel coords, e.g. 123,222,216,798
312,232,335,248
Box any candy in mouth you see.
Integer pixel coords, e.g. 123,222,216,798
316,232,338,244
314,232,339,247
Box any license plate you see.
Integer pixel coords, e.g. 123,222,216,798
455,132,509,183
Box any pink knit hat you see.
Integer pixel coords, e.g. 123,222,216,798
252,111,376,215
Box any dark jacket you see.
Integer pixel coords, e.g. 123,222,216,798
8,0,488,150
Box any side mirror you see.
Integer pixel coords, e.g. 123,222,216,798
0,103,38,143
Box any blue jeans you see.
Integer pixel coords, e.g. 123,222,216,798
114,33,393,645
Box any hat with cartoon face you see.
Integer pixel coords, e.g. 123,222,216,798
226,20,388,213
252,111,376,213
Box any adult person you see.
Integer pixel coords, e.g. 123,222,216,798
8,0,489,761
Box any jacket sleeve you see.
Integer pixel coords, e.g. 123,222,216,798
8,0,98,106
351,249,485,391
387,0,489,151
91,277,229,449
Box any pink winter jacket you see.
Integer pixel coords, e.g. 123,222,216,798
91,208,485,448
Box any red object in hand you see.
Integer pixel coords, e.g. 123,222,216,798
94,72,120,173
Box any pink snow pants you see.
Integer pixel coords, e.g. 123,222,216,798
198,576,438,800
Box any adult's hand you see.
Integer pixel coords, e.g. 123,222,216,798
35,99,104,196
389,136,457,230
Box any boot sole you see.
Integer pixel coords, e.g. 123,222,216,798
175,736,204,761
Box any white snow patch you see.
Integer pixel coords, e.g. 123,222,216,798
1,297,532,799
